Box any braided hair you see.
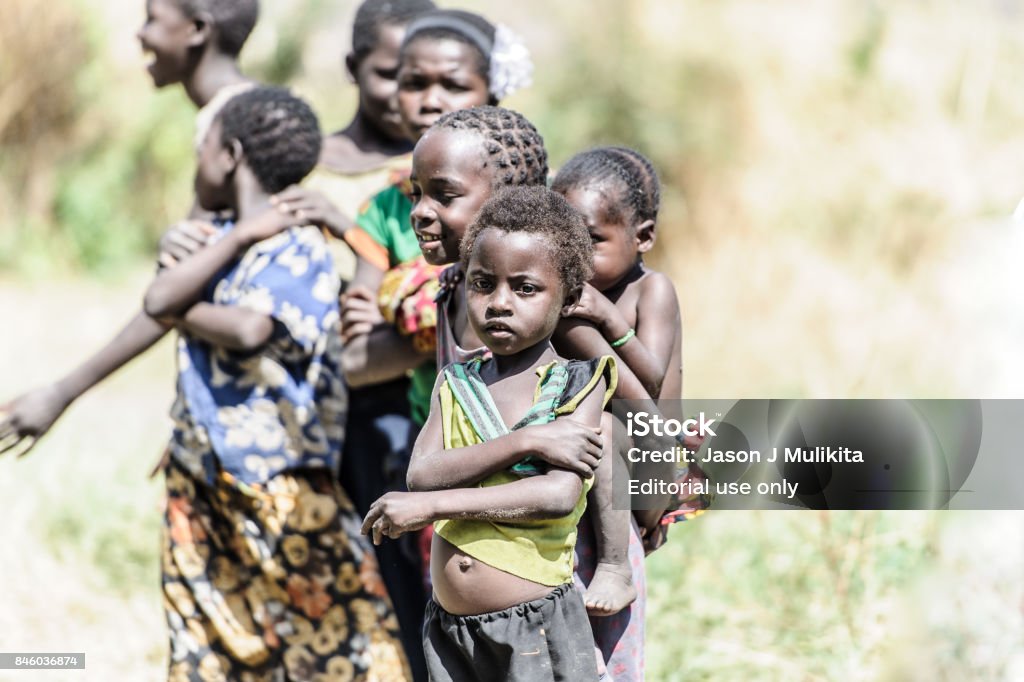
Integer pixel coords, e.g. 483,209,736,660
178,0,259,57
431,106,548,188
551,146,661,225
217,87,322,194
351,0,436,65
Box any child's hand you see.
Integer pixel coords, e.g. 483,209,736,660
438,263,463,293
571,283,633,343
157,220,218,269
361,491,436,545
234,208,298,247
340,285,386,342
0,385,72,458
681,431,705,451
640,522,669,556
271,186,353,239
523,418,604,477
569,284,616,325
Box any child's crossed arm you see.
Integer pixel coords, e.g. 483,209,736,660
144,208,296,350
405,373,604,491
365,373,607,544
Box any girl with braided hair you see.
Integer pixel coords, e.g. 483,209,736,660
340,7,534,404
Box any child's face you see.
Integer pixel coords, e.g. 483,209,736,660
194,120,234,212
396,38,490,141
465,229,568,356
137,0,196,88
561,183,645,292
410,129,497,266
349,23,408,142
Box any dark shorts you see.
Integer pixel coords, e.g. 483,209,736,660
423,583,598,681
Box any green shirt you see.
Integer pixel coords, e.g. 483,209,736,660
357,183,435,425
356,184,420,267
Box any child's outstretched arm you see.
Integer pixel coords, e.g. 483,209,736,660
406,373,603,491
0,312,170,457
367,375,607,544
0,221,221,457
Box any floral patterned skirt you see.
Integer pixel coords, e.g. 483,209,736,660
162,459,411,682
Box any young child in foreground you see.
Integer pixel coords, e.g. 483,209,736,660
362,186,616,681
143,86,409,680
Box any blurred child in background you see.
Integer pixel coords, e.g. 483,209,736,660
143,86,409,680
0,0,261,456
267,2,439,677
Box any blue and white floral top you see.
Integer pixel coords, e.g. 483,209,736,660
167,221,345,486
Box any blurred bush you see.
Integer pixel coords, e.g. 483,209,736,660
0,0,195,274
0,0,329,276
7,0,1024,278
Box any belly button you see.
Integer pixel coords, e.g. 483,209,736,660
458,557,472,572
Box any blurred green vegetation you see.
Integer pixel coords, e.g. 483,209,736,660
0,0,332,276
5,0,1024,280
645,511,939,680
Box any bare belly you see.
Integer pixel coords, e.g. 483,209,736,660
430,534,554,615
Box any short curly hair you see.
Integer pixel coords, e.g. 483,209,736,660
178,0,259,57
351,0,436,65
551,146,661,225
461,186,593,296
217,86,322,194
430,106,548,188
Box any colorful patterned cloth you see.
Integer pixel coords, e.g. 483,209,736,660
377,257,445,355
163,459,410,681
168,222,345,487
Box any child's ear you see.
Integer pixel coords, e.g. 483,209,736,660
188,11,214,49
223,138,244,174
560,287,582,317
635,219,656,254
344,52,358,84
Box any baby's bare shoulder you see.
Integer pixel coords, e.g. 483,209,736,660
636,269,678,302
